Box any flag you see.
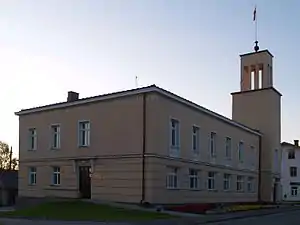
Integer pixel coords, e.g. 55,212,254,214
253,6,257,21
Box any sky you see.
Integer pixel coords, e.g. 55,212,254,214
0,0,299,158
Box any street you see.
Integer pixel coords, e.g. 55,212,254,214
0,209,300,225
210,209,300,225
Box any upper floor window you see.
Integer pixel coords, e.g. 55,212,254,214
290,167,297,177
223,173,231,191
189,169,199,190
237,175,244,192
208,171,216,190
288,149,295,159
78,121,90,147
238,141,244,162
51,125,61,149
210,132,216,158
52,166,61,185
166,167,178,189
192,126,200,155
170,119,180,148
28,167,36,185
225,137,231,159
28,128,37,150
250,146,256,167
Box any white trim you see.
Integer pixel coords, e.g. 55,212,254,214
169,117,180,158
78,120,90,147
50,124,61,149
15,85,261,136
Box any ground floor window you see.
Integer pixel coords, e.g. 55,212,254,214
291,186,298,196
166,167,178,189
52,166,61,185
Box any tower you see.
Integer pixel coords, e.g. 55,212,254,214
231,49,282,203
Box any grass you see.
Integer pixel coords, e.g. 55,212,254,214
0,201,176,222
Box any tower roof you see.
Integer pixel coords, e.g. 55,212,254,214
239,49,273,58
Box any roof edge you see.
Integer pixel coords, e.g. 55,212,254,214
15,85,261,136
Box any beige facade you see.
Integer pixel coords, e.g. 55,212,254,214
15,49,281,204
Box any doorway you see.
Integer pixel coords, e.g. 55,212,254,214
78,166,91,199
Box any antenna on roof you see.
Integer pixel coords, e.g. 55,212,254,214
135,76,138,88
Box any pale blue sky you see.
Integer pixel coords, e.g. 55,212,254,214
0,0,299,157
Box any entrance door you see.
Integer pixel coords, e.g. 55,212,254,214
79,166,91,199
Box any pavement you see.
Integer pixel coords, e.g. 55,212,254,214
0,206,299,225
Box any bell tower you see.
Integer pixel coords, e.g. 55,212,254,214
231,49,282,203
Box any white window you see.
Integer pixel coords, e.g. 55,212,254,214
208,171,216,190
237,175,244,191
192,126,200,155
247,177,254,192
52,166,61,185
166,167,178,189
288,149,295,159
290,167,297,177
28,167,36,185
51,125,61,149
28,128,37,150
250,146,256,167
210,132,216,158
189,169,199,189
170,119,180,157
78,121,90,147
238,141,244,162
223,174,231,191
291,186,298,196
225,137,231,159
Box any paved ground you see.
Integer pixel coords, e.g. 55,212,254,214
0,208,299,225
209,210,300,225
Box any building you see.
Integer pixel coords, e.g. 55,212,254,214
0,170,18,206
281,140,300,201
15,48,282,205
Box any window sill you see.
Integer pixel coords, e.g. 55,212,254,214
50,147,60,151
28,184,36,186
189,188,201,191
28,149,36,151
166,187,180,190
50,184,61,187
208,189,217,192
78,145,90,148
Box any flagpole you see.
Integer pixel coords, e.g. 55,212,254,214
253,5,259,52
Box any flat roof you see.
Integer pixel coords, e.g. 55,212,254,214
239,49,274,58
15,85,261,136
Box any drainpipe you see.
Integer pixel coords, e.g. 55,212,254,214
141,93,147,204
258,134,262,202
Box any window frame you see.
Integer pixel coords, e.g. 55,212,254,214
247,177,254,192
290,166,297,177
50,124,61,149
291,186,298,196
192,126,200,155
166,167,178,189
169,118,180,157
208,171,216,190
236,175,244,192
28,167,37,185
78,120,90,147
189,169,199,190
238,141,244,162
210,132,216,158
288,149,295,159
28,128,37,151
52,166,61,186
225,137,232,159
223,173,230,191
